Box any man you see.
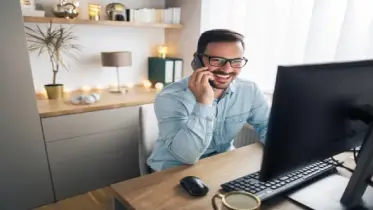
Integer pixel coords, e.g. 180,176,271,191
147,29,270,172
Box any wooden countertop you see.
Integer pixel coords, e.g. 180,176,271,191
36,88,273,118
36,87,157,118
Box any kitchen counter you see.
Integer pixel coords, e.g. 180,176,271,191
36,87,157,118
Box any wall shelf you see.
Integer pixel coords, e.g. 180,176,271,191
23,16,183,29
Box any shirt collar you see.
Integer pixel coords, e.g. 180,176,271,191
224,79,236,96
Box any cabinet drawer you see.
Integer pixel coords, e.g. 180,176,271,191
42,106,140,142
47,126,140,200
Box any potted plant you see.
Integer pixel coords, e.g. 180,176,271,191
25,21,81,99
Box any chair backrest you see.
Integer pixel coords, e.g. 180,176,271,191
139,103,159,175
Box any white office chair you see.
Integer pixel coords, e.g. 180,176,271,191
139,103,159,176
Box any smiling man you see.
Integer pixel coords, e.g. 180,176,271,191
147,29,270,172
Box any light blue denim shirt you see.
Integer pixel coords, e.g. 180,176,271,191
147,76,270,171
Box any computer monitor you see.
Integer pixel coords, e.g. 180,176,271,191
259,59,373,208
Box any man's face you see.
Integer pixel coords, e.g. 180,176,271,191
202,41,245,89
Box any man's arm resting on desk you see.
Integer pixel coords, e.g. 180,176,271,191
246,84,270,144
155,95,215,164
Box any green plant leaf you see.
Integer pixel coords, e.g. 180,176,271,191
25,32,46,43
36,25,47,40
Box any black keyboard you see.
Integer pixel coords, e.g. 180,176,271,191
221,159,337,201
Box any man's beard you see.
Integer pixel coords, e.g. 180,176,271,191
210,70,236,89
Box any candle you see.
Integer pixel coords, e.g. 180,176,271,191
155,82,164,91
143,80,152,89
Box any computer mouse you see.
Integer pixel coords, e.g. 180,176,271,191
180,176,209,196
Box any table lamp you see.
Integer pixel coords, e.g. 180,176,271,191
101,51,132,93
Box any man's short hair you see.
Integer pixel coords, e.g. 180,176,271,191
197,29,245,54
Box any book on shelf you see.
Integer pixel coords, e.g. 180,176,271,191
126,7,181,24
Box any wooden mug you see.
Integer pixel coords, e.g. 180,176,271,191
212,191,261,210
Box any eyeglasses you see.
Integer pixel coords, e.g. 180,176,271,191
199,53,248,68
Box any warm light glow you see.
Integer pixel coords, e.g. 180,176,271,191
142,80,152,88
157,45,168,58
81,86,91,92
39,89,47,95
109,83,117,88
64,88,71,93
88,3,101,20
94,84,105,90
155,82,164,91
127,83,134,88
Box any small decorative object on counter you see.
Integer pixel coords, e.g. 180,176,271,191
91,93,100,101
88,3,102,20
71,93,100,105
53,0,79,19
106,3,126,21
142,80,152,89
155,82,164,92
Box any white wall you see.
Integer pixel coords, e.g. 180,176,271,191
200,0,246,34
165,0,202,76
27,0,166,91
199,0,373,93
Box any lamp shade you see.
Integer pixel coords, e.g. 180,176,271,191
101,51,132,67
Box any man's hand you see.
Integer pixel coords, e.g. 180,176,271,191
188,67,215,105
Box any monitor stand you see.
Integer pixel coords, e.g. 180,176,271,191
287,174,373,210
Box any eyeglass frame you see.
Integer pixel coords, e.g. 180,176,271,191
195,52,248,68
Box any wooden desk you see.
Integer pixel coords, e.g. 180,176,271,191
111,143,320,210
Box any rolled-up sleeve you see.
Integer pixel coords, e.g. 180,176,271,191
155,95,215,164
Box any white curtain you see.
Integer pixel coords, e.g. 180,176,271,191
201,0,373,93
